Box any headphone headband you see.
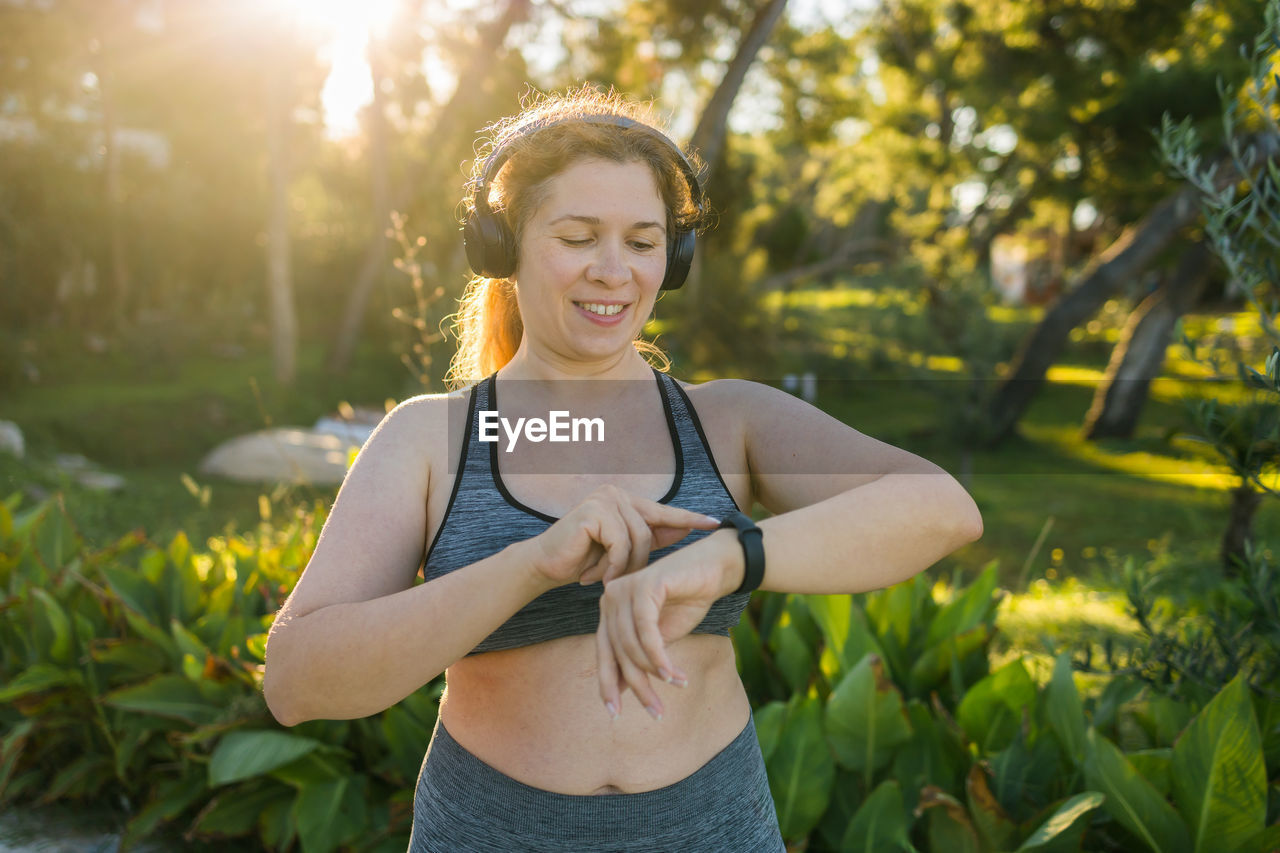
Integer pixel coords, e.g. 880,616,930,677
463,113,702,290
471,114,704,219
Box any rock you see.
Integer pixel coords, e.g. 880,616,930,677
52,453,126,491
199,428,358,485
0,421,23,458
313,415,378,447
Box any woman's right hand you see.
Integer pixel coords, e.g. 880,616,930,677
526,485,721,587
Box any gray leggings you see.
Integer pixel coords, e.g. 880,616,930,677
408,712,787,852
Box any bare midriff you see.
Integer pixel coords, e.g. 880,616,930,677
439,631,753,795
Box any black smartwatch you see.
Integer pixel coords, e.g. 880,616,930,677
719,511,765,594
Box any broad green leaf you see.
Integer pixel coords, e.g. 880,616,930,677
1170,674,1266,853
1016,791,1106,852
917,787,981,853
1083,728,1190,853
209,730,327,787
30,588,73,664
892,699,965,813
907,624,990,696
1128,749,1172,797
765,694,834,842
295,776,367,853
966,763,1017,850
103,674,223,725
102,565,161,626
122,771,208,847
754,701,787,762
195,782,295,835
826,654,913,777
0,663,82,701
0,720,35,795
1235,825,1280,853
926,563,999,646
957,658,1036,752
770,598,818,694
805,594,852,672
90,639,168,679
1047,653,1087,766
840,779,915,853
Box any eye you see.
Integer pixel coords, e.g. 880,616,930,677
559,237,592,246
629,240,656,251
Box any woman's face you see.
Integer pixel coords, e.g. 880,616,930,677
511,157,669,366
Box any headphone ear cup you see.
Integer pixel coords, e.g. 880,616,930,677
661,228,696,290
463,212,518,279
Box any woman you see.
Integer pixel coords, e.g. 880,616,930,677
263,88,983,852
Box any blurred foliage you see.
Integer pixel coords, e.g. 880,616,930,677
3,495,1277,851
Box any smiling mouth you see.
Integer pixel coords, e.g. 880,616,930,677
574,301,628,317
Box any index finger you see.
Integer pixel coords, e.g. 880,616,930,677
629,499,720,532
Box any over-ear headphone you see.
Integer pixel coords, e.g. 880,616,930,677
462,114,704,291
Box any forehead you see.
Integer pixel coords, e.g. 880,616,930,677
533,158,665,222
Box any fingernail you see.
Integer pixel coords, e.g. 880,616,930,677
701,515,720,524
606,700,618,720
659,668,674,684
673,677,687,688
646,704,663,721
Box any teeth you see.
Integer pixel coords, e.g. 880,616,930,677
578,302,624,316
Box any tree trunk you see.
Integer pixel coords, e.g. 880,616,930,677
985,135,1280,446
1222,482,1263,576
324,0,531,375
687,0,789,177
682,0,789,306
1082,241,1213,439
265,67,296,387
327,40,392,376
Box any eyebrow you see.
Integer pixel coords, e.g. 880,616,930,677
548,214,666,234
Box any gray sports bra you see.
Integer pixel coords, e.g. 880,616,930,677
421,367,750,655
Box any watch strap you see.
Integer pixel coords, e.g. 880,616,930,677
719,511,765,595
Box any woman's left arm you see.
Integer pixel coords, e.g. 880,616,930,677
594,380,984,718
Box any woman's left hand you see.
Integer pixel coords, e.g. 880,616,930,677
595,531,739,721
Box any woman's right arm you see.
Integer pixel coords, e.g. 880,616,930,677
262,394,555,726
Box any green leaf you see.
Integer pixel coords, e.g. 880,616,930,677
1083,728,1190,853
840,779,915,853
209,730,327,787
765,694,834,842
103,674,223,725
966,763,1017,850
956,658,1036,753
89,639,168,679
102,565,161,626
1128,749,1173,797
295,776,367,853
122,771,208,847
1170,674,1266,853
0,663,83,701
907,624,991,696
30,588,73,664
195,782,295,835
926,563,999,646
1047,653,1087,766
826,654,913,777
1016,791,1106,852
754,701,787,763
917,787,981,853
1235,825,1280,853
892,699,966,813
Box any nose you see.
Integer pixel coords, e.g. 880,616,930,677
585,239,630,288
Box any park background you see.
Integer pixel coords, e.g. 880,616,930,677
1,0,1279,850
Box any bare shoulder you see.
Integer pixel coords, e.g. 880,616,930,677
371,385,473,491
675,376,795,422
